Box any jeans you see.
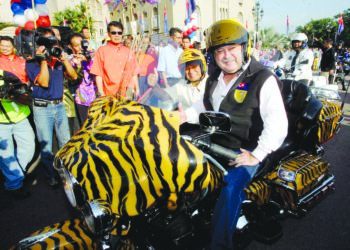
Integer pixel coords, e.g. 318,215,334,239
0,118,36,190
33,103,70,178
211,165,259,250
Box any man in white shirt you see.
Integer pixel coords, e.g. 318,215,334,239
181,19,288,249
275,33,314,85
157,27,183,87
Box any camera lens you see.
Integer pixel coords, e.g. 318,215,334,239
50,47,62,58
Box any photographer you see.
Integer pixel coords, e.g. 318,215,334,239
25,27,78,189
0,36,37,199
68,33,96,124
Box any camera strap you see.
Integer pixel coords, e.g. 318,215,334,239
0,101,14,124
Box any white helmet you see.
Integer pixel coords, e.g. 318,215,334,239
291,33,308,49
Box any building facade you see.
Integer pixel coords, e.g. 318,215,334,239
2,0,256,44
108,0,256,45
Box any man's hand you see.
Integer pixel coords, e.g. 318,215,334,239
228,148,259,167
35,46,47,59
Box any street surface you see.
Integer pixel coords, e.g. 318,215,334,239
1,83,350,250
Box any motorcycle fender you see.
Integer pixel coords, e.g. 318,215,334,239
12,219,99,250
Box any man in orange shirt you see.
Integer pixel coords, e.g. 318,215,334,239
90,21,139,98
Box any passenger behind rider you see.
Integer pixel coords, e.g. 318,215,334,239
179,19,288,249
274,33,314,85
164,49,207,109
142,49,206,110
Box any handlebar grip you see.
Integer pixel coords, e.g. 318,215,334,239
209,143,237,160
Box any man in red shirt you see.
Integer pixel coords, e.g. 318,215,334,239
90,21,139,98
0,36,28,83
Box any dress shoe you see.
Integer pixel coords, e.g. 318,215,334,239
6,187,31,199
47,177,59,189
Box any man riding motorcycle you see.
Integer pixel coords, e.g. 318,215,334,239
275,33,314,85
181,18,288,249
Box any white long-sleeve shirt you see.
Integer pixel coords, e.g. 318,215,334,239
275,48,314,81
185,71,288,162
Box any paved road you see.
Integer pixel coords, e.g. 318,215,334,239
1,85,350,250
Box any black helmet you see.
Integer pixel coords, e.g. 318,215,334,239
337,40,344,46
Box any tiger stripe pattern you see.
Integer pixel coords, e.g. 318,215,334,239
244,180,271,206
318,100,342,144
12,219,97,250
267,153,329,197
55,96,214,217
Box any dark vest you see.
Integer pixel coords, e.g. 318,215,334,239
204,58,279,150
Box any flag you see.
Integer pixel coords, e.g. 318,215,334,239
338,15,344,35
286,15,290,35
164,5,168,34
186,0,196,19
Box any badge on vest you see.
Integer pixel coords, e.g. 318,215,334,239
234,82,249,103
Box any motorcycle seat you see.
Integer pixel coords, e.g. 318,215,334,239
255,79,322,177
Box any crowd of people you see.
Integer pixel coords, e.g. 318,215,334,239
0,17,347,249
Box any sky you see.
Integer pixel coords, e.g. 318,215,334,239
259,0,348,35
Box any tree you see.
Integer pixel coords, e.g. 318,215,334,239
296,8,350,46
53,3,94,33
0,22,15,31
258,28,290,49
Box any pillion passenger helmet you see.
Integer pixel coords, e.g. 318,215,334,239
291,33,308,49
205,19,251,63
178,48,207,80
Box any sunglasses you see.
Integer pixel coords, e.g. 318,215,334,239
110,31,123,35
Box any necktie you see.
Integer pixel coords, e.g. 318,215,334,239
291,51,300,72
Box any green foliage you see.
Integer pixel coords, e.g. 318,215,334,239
0,22,15,31
254,28,290,49
53,3,94,33
296,8,350,46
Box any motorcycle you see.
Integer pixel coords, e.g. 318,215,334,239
334,54,350,90
11,75,344,249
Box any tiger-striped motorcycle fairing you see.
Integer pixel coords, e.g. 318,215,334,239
11,219,97,250
317,100,342,144
55,96,213,219
267,153,329,197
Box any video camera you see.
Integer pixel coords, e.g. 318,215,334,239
81,39,92,61
15,26,73,59
0,70,29,99
36,35,62,59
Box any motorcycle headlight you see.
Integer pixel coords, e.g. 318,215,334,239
55,159,85,208
277,167,296,182
82,200,114,237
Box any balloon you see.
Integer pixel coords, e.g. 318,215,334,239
183,31,188,37
13,14,27,27
11,0,23,3
35,4,49,16
11,3,25,15
24,9,38,21
15,27,23,35
24,21,35,30
36,15,51,27
192,26,198,32
35,0,47,3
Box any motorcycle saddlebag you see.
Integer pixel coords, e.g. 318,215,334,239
317,100,342,144
266,153,334,216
